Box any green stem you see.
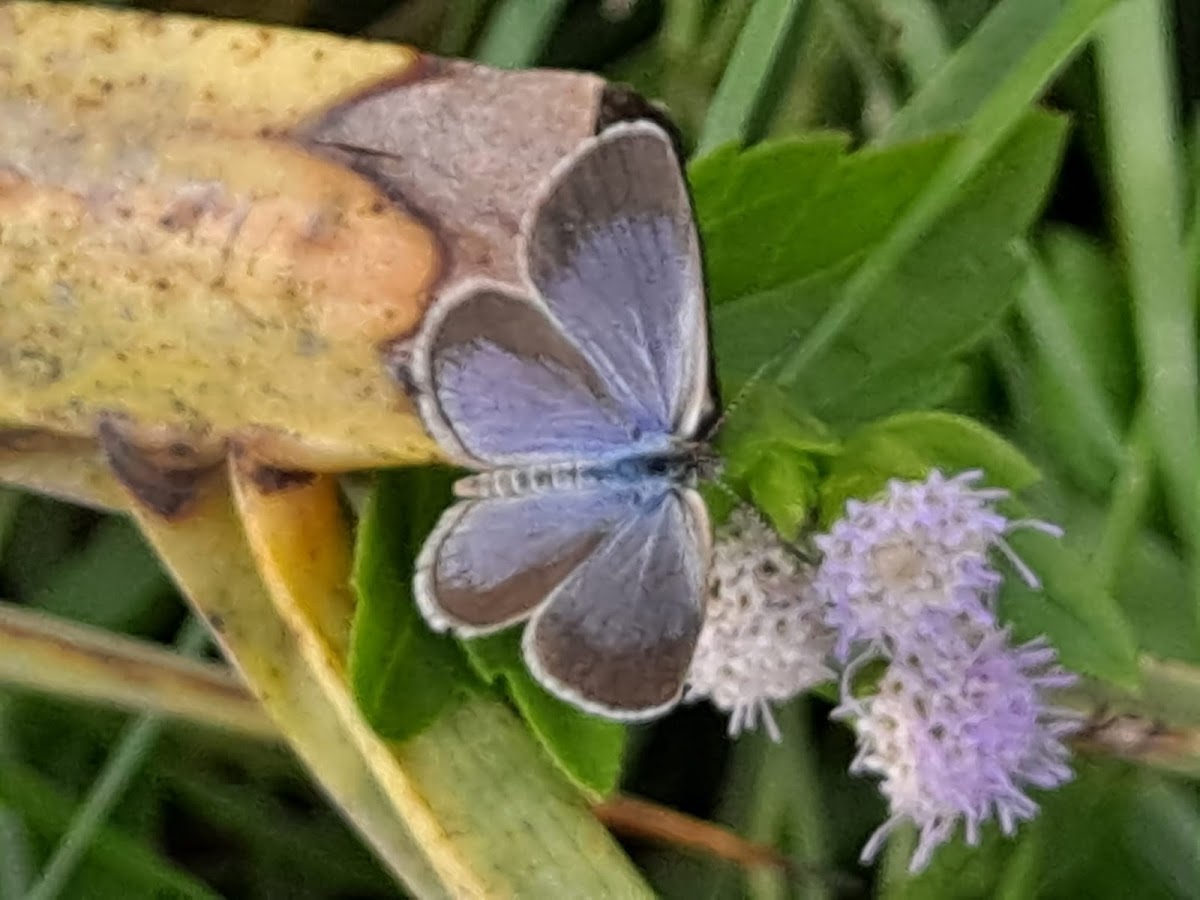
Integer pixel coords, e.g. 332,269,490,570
697,0,811,155
744,732,789,900
784,702,832,900
876,822,917,894
776,0,1121,387
1095,0,1200,613
25,618,211,900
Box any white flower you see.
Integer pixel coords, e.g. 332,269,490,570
811,469,1061,659
686,509,836,741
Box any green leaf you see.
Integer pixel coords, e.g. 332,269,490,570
699,481,741,529
879,816,1016,899
819,410,1042,523
718,383,840,479
349,468,480,741
702,112,1068,424
693,132,948,307
715,384,836,537
1113,529,1200,666
1027,763,1186,899
745,454,820,540
1000,528,1140,689
463,632,626,798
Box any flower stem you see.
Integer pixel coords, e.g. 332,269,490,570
745,731,790,900
784,701,833,900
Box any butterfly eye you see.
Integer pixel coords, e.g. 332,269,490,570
645,457,670,477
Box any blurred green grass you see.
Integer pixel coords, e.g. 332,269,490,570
5,1,1200,898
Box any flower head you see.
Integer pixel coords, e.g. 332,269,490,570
836,612,1080,872
686,508,836,741
811,469,1061,660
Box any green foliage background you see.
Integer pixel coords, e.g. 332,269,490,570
4,0,1200,898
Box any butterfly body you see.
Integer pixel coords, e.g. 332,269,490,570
452,445,715,499
411,119,718,720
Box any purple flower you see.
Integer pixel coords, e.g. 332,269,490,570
835,612,1080,872
686,509,836,741
811,470,1061,660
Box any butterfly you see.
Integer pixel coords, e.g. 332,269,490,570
408,118,719,720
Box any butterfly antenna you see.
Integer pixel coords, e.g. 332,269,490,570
702,354,781,443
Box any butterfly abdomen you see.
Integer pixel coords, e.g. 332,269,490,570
453,452,701,499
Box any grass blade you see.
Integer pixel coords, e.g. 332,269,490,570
1095,0,1200,602
24,618,210,900
697,0,811,155
476,0,570,67
0,600,274,740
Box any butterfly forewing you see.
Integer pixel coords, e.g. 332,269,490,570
524,121,713,438
417,284,639,467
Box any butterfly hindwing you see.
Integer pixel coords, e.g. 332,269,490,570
415,487,638,635
523,487,710,719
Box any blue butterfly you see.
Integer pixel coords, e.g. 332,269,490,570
410,120,718,720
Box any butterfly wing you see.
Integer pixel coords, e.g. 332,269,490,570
414,487,640,635
412,120,714,468
523,120,715,439
416,483,711,720
523,486,710,720
412,284,646,467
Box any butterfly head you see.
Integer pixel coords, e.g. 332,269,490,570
676,440,723,486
